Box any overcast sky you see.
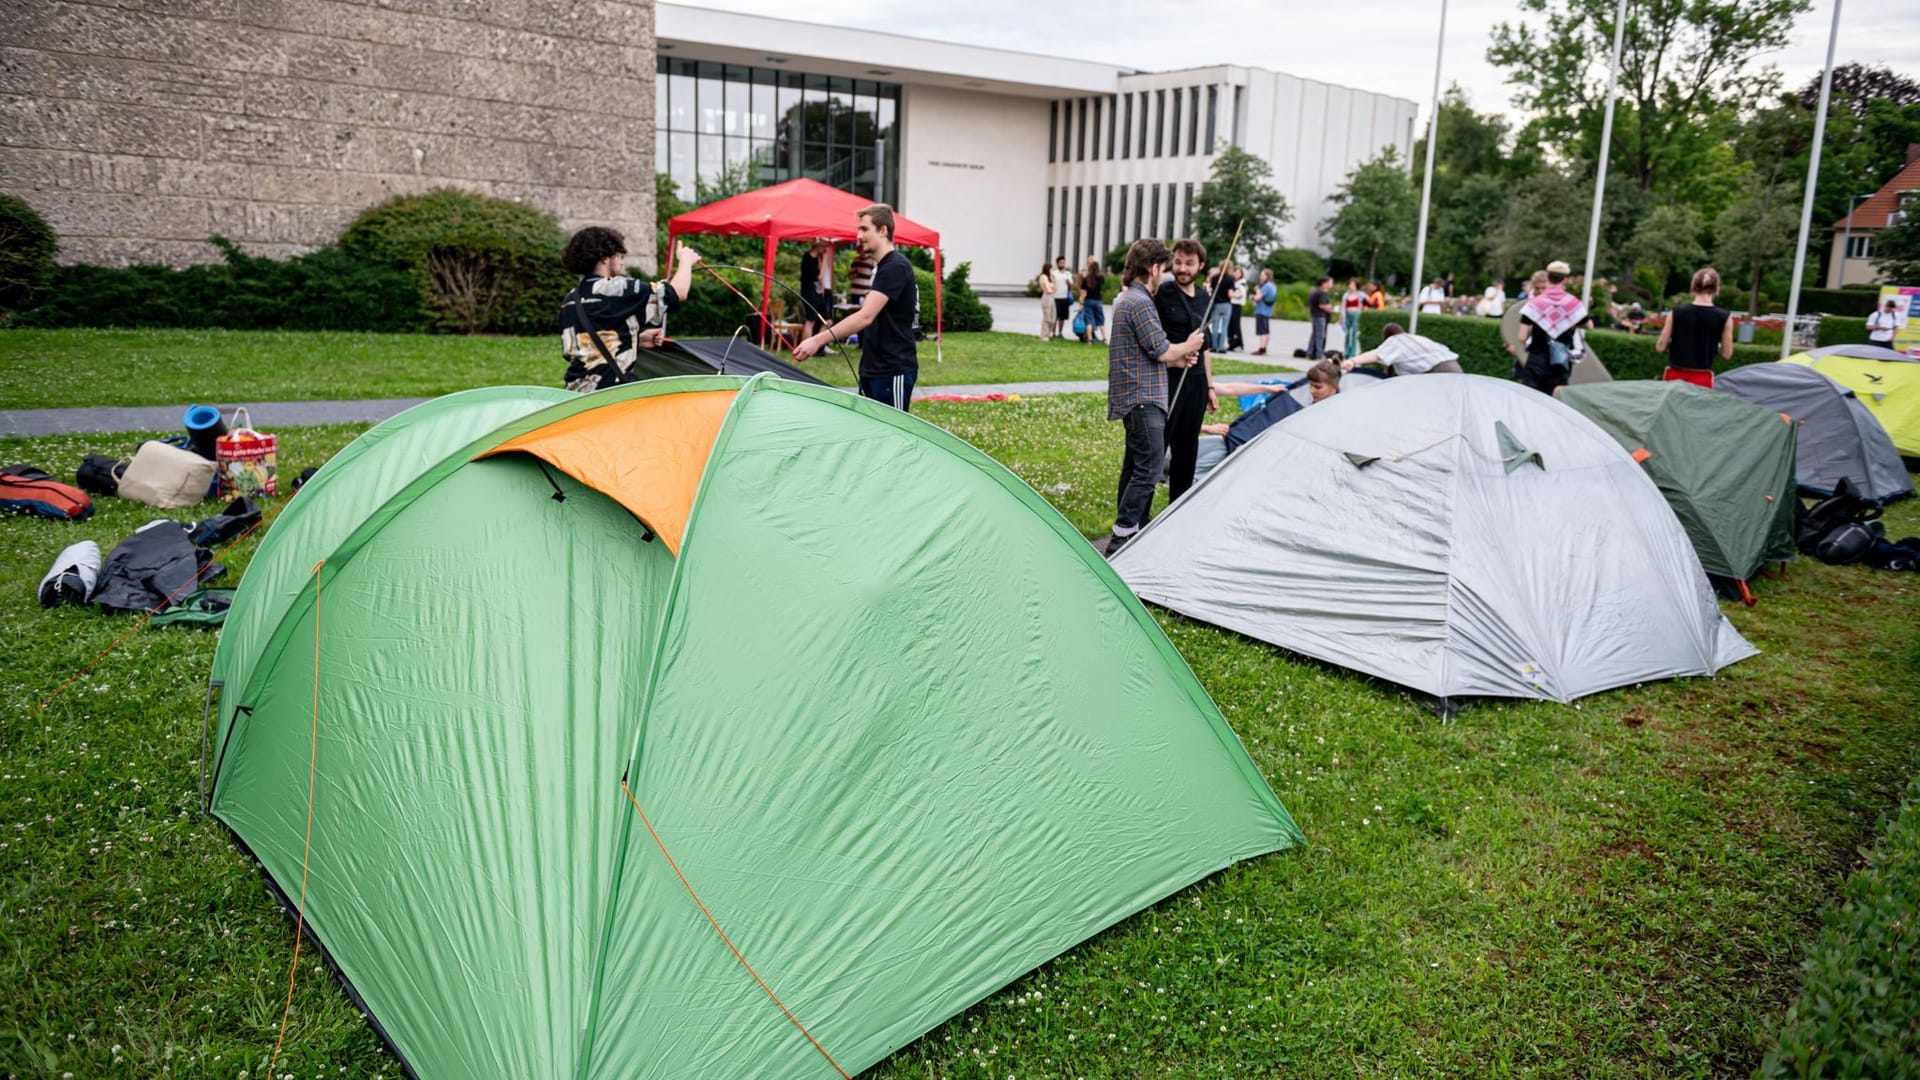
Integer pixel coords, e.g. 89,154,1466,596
674,0,1920,125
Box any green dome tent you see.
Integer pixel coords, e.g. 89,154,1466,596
1558,381,1798,588
204,375,1302,1079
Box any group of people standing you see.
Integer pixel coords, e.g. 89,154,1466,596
1037,257,1110,343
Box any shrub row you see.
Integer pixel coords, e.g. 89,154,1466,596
1816,316,1870,348
1795,286,1886,318
1760,775,1920,1079
1354,310,1778,380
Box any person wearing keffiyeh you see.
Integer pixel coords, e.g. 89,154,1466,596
1512,260,1593,395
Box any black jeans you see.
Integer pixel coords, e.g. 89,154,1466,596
1307,315,1327,359
1164,363,1210,502
1227,307,1245,351
1519,354,1568,394
1115,403,1167,530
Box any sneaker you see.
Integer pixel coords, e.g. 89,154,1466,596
1104,532,1135,557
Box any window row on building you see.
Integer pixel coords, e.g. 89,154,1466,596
1043,182,1199,269
1048,85,1244,165
656,57,900,206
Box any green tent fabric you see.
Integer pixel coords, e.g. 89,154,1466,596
206,375,1303,1080
1558,380,1797,582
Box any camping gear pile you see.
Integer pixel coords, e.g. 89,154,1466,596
34,496,261,617
203,377,1303,1078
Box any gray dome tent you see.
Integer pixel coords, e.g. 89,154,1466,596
1715,363,1913,503
1110,375,1755,704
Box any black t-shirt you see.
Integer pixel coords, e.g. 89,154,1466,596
1155,279,1212,417
1520,314,1588,359
1665,303,1729,370
1307,287,1329,318
859,250,919,378
1082,270,1106,299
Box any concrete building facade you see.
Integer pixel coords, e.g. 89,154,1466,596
657,4,1417,291
0,0,657,267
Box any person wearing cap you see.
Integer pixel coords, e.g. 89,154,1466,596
1512,260,1592,394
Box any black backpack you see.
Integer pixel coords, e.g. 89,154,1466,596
1795,478,1882,555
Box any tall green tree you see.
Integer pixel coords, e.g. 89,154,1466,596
1489,0,1809,193
1623,204,1706,296
1319,147,1416,282
1190,145,1291,267
1492,168,1593,274
1872,209,1920,285
1713,173,1801,310
1430,174,1512,288
1413,86,1516,184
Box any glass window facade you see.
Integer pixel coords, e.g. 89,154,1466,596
656,57,900,205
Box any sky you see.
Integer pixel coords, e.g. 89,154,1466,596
671,0,1920,125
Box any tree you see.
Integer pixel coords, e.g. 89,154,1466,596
1622,204,1705,296
1797,63,1920,116
1873,208,1920,284
1318,147,1415,282
1713,172,1801,311
1189,144,1291,267
1413,86,1515,184
1430,174,1512,288
1489,0,1809,192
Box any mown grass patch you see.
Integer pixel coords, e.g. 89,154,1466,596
2,396,1916,1078
0,329,1286,409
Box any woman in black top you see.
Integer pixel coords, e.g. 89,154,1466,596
1656,267,1734,387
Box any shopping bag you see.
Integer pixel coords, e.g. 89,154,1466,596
215,408,278,498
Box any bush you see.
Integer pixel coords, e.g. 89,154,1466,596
937,261,993,333
1797,287,1884,318
1354,310,1777,379
340,188,568,335
0,194,58,319
16,238,422,332
1264,247,1326,287
1817,316,1870,347
1760,775,1920,1079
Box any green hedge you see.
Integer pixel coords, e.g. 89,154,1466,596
1797,287,1885,318
1817,316,1870,348
1760,775,1920,1079
15,239,422,332
1354,310,1778,380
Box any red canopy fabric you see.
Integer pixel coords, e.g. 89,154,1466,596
666,178,942,356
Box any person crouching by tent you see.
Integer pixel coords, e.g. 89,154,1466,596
558,229,699,393
1106,238,1207,557
1344,323,1462,375
1655,267,1733,387
1512,260,1592,395
793,204,920,411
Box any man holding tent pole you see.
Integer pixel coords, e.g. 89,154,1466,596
793,204,920,411
557,229,699,394
1106,238,1207,557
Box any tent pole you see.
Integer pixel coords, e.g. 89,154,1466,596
1408,0,1447,335
1783,0,1844,359
1583,0,1629,310
761,234,777,350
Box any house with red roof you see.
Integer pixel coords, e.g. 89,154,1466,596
1828,145,1920,287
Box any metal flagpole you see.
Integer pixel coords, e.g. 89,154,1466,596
1582,0,1629,310
1784,0,1844,359
1409,0,1448,334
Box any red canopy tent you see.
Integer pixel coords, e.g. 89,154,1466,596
666,177,942,359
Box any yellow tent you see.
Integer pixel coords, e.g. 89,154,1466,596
1786,345,1920,458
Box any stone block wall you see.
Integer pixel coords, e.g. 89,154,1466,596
0,0,656,268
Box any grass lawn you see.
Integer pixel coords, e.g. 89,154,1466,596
0,329,1288,409
2,395,1916,1078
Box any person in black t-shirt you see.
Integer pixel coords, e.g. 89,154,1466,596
557,227,698,393
1156,237,1217,501
792,204,920,410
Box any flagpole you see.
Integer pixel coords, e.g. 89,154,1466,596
1784,0,1843,359
1408,0,1447,334
1582,0,1629,310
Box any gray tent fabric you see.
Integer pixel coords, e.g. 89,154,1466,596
1715,363,1913,503
1803,343,1913,362
1109,374,1756,704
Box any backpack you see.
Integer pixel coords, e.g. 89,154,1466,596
76,454,127,496
0,464,95,521
1795,478,1882,555
1815,521,1882,566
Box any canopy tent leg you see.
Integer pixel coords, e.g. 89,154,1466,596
934,245,944,363
760,234,778,350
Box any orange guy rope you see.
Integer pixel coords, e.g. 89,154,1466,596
620,779,850,1079
698,264,799,353
268,558,324,1075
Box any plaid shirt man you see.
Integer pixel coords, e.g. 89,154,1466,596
1107,281,1174,419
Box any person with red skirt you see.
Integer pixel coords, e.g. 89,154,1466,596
1656,267,1733,387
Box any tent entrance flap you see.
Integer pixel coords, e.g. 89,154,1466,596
479,390,738,555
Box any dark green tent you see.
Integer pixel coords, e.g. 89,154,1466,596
1559,381,1797,586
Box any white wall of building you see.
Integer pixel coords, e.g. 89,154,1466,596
900,86,1050,290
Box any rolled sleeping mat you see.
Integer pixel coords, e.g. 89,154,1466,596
183,404,227,460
